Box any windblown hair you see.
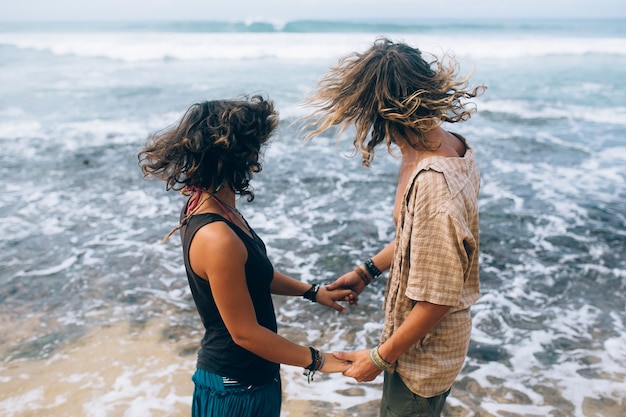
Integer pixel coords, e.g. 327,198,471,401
302,38,486,166
138,95,278,201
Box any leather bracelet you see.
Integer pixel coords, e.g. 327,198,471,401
302,284,320,303
354,265,372,285
303,347,323,383
364,258,382,279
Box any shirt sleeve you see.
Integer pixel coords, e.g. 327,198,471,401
404,211,469,306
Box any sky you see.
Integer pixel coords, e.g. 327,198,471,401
2,0,626,22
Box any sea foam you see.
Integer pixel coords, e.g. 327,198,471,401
1,31,626,62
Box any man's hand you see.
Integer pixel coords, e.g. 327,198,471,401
325,270,366,304
333,349,382,382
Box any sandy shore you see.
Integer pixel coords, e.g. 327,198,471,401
0,319,193,416
1,319,624,417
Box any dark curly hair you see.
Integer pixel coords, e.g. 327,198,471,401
302,38,486,166
138,95,278,201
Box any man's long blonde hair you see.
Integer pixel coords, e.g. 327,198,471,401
302,38,486,166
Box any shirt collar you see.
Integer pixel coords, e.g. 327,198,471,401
412,146,475,197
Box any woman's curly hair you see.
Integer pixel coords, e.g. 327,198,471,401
302,38,486,166
138,95,278,201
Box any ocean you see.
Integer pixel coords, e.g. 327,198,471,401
0,18,625,417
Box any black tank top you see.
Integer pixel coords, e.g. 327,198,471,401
180,209,279,386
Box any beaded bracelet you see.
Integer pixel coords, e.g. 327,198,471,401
303,347,324,383
302,284,320,303
364,258,382,279
354,265,372,285
369,346,394,372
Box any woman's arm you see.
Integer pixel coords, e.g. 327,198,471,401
189,222,350,372
269,270,310,295
270,270,355,313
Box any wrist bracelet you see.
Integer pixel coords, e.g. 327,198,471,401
303,346,323,383
302,284,320,303
364,258,382,279
369,346,394,372
354,265,372,285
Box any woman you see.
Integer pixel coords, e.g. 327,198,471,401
302,38,486,416
138,95,352,417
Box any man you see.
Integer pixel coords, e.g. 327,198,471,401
303,38,485,416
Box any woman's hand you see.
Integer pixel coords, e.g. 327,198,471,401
315,286,356,313
320,352,352,373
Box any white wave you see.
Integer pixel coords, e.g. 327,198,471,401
0,32,374,62
468,300,626,416
1,31,625,62
604,313,626,363
479,180,526,211
597,146,626,165
0,114,156,151
15,255,77,277
0,388,46,417
480,99,626,126
448,35,626,59
36,256,78,276
281,365,384,413
0,119,43,140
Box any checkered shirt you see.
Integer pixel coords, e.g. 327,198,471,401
380,143,480,397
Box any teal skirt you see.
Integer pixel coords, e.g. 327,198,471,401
191,369,281,417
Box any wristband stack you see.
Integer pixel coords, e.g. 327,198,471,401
354,265,371,285
303,346,325,383
355,257,382,286
369,346,394,372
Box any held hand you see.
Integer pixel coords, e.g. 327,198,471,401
325,270,367,304
319,352,351,373
333,350,382,382
316,286,356,313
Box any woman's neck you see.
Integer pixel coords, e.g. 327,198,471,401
210,187,236,210
189,186,237,217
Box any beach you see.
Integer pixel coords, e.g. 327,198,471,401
1,19,625,416
2,308,624,416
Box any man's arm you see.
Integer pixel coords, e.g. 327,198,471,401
334,300,451,382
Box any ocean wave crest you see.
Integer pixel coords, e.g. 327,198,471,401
1,32,626,62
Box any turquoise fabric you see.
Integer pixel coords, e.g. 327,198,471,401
191,368,281,417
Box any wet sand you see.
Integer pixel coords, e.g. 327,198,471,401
0,319,194,416
1,319,624,417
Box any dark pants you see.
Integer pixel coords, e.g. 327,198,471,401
380,372,450,417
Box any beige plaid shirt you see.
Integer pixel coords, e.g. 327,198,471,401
381,141,480,397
